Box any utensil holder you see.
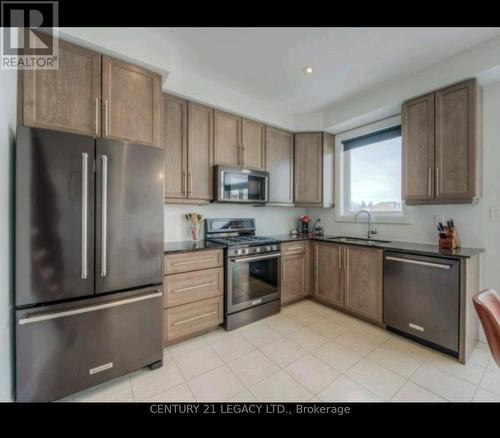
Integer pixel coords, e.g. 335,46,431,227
439,228,461,250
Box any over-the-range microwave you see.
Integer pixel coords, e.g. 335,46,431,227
214,165,269,204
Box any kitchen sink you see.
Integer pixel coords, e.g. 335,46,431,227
324,236,391,245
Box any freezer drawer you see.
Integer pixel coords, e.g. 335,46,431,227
383,252,460,353
16,286,163,402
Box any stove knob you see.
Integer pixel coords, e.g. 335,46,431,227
265,246,271,252
237,249,243,255
255,247,261,253
272,245,278,251
244,248,251,254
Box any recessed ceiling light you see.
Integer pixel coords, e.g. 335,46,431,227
303,67,314,74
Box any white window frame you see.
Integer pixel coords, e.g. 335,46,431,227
335,115,412,224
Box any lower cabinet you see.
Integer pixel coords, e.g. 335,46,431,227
343,245,383,323
163,249,224,344
313,241,343,307
312,242,383,323
280,241,312,305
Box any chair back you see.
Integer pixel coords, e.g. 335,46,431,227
473,289,500,368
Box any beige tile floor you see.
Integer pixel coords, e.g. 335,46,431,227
63,299,500,403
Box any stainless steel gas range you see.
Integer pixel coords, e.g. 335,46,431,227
205,218,281,330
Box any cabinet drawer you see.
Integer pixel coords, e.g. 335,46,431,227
165,267,223,308
164,249,223,274
282,241,306,256
165,296,223,342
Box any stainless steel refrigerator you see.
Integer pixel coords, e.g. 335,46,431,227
15,126,164,402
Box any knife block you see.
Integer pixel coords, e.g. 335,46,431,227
439,228,461,250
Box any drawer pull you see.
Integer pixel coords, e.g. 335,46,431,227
174,281,216,293
173,257,218,266
174,311,217,326
286,245,303,251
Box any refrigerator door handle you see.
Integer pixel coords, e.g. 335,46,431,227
81,153,88,280
18,291,162,325
101,155,108,277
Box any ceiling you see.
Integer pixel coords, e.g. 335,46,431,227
160,27,500,113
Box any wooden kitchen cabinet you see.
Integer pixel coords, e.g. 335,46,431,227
402,93,435,202
214,110,241,167
266,127,294,205
402,79,481,204
102,55,162,147
163,94,188,200
187,102,214,201
241,118,266,170
343,245,383,323
163,95,214,204
281,253,307,305
19,34,101,136
294,132,335,207
164,249,224,345
313,241,343,307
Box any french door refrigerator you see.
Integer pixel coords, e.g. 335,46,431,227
15,126,164,402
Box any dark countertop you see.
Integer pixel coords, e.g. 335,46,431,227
164,235,484,259
164,240,225,255
266,234,484,259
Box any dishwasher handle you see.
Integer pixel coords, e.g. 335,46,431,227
385,255,451,270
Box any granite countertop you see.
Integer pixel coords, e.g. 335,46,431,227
163,240,225,255
267,234,484,259
164,235,484,259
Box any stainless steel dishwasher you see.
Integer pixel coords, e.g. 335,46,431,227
383,252,460,356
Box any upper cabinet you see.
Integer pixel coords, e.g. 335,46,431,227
266,127,294,205
19,35,101,136
162,94,214,204
102,56,162,147
294,132,335,207
214,110,241,167
19,35,162,147
402,79,481,204
241,118,265,170
214,111,266,170
163,94,188,200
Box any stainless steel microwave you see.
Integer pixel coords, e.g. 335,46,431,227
214,165,269,204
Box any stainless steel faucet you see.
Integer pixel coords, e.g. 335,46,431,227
354,209,378,239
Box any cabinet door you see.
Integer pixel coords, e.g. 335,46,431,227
281,254,306,304
21,35,101,136
241,118,265,170
163,94,188,200
344,246,383,322
402,93,435,202
435,80,477,201
313,242,343,307
102,56,161,147
294,133,323,205
214,110,241,166
266,127,294,204
188,102,214,201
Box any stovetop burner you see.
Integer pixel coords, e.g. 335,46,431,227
208,235,279,246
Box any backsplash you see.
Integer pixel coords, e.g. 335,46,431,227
164,204,306,242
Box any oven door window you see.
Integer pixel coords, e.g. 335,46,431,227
228,257,279,311
222,171,266,201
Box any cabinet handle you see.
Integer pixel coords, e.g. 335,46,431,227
174,281,216,293
188,171,193,197
286,245,303,251
173,257,218,266
242,145,246,167
104,99,109,136
338,246,342,271
174,311,217,326
428,167,432,197
182,170,187,195
95,97,99,136
435,166,439,196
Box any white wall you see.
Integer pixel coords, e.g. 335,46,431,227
164,204,305,242
307,81,500,334
0,68,17,401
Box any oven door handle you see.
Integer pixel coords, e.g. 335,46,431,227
230,253,281,263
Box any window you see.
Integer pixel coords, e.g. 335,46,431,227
335,115,411,223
